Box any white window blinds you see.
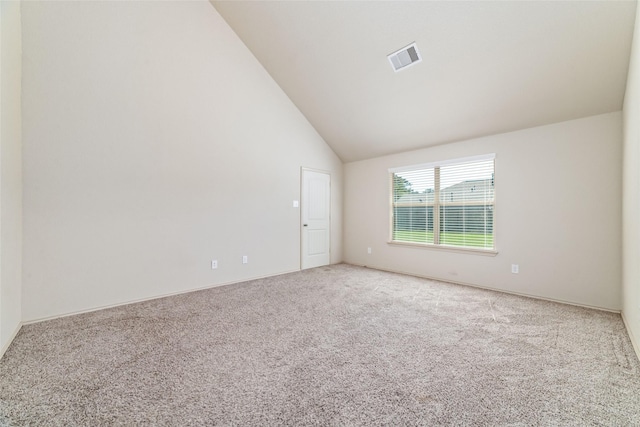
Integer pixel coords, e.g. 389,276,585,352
390,155,495,250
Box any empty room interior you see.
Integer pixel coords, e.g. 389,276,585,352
2,0,640,424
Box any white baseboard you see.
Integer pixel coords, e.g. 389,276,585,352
621,311,640,362
351,263,620,313
0,322,23,360
23,269,301,326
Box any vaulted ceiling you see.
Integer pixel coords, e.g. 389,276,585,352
212,1,637,162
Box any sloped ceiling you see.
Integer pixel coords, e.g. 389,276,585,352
212,1,637,162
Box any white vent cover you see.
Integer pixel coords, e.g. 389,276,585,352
387,42,422,72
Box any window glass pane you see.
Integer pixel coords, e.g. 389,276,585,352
439,205,494,248
393,206,434,243
392,169,434,244
439,159,494,249
393,170,435,200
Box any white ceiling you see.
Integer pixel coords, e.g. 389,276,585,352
211,1,637,162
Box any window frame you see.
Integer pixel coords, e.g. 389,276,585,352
388,154,498,256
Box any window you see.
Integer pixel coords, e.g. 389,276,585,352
390,154,495,251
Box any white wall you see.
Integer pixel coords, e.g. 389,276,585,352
623,3,640,356
21,1,342,322
0,0,23,353
344,113,622,311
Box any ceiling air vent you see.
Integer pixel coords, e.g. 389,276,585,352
387,42,422,72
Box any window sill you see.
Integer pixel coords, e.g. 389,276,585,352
387,240,498,256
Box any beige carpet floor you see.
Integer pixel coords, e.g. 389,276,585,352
1,264,639,425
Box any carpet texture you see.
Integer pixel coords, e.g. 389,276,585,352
1,264,639,425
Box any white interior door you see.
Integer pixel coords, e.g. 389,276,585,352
301,169,331,269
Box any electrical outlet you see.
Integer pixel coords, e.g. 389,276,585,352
293,200,299,208
367,247,372,254
242,255,248,264
511,264,519,274
211,260,218,269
